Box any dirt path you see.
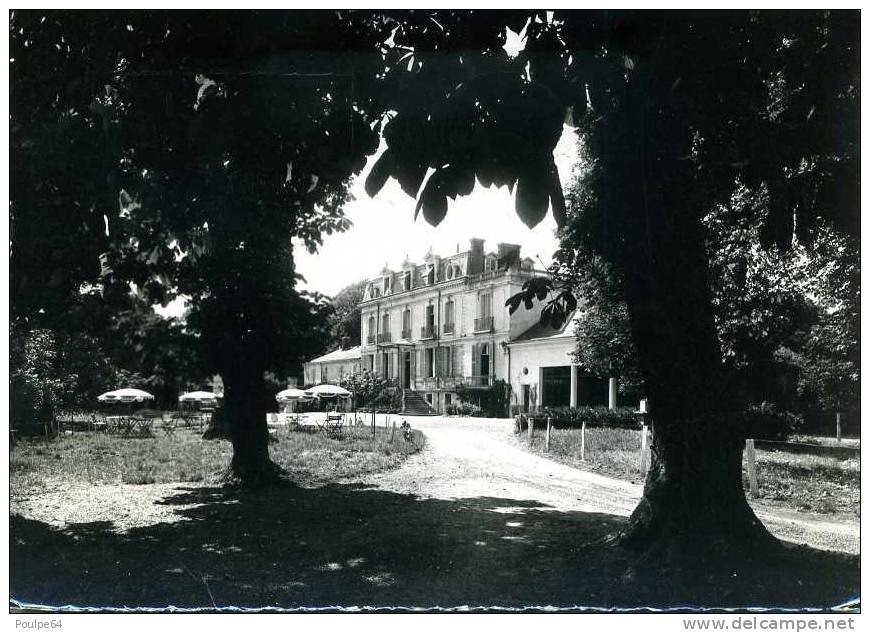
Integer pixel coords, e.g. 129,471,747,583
351,416,860,555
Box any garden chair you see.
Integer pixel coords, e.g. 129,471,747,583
160,417,177,438
325,413,344,439
137,417,154,437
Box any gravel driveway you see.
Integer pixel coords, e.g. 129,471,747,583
353,416,859,555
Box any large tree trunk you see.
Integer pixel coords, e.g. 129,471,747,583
221,362,282,484
605,70,779,557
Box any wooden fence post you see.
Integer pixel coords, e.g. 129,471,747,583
371,410,376,437
545,417,551,452
639,424,648,471
836,412,842,442
391,420,396,442
580,420,586,461
528,417,535,445
746,438,759,498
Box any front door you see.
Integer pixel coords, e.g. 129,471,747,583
522,385,531,413
403,352,411,389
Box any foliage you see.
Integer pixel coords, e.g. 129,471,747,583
445,402,483,417
341,370,395,409
517,406,641,431
9,329,63,435
742,403,804,442
564,181,860,416
454,379,511,417
325,281,367,349
9,10,400,476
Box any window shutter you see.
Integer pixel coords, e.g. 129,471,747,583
453,346,460,377
471,343,479,378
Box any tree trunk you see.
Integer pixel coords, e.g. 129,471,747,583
217,353,284,486
607,70,779,556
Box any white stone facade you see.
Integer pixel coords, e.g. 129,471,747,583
359,238,546,413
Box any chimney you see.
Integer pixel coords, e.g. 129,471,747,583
497,243,521,269
468,238,485,275
340,336,351,350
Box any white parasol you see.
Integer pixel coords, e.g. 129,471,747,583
98,388,155,403
304,384,352,399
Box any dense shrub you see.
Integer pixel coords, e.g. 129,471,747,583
742,402,804,441
513,403,803,441
445,402,483,417
455,380,511,417
515,406,642,432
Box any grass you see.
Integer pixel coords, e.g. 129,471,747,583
521,426,860,516
524,426,649,484
754,449,859,516
10,425,424,495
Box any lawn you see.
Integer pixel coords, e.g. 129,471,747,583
10,423,424,495
521,426,860,517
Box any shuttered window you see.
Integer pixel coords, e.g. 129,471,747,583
479,293,492,319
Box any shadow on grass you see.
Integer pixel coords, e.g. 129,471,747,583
10,482,859,612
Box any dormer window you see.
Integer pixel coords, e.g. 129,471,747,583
403,270,412,291
426,266,435,285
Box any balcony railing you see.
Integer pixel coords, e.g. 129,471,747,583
379,331,392,343
366,334,377,345
474,316,494,332
420,325,436,340
401,328,412,340
442,322,455,335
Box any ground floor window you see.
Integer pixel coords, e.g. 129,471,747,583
425,348,435,377
445,393,453,407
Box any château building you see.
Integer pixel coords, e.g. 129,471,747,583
304,238,617,415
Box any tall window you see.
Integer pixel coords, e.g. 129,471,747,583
425,348,435,378
402,308,411,336
479,292,492,318
426,267,435,285
436,347,453,377
444,299,455,328
368,316,376,340
381,312,390,335
480,344,490,376
403,270,411,291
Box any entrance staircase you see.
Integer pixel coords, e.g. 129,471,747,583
402,389,437,416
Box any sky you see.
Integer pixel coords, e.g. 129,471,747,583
293,126,580,298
